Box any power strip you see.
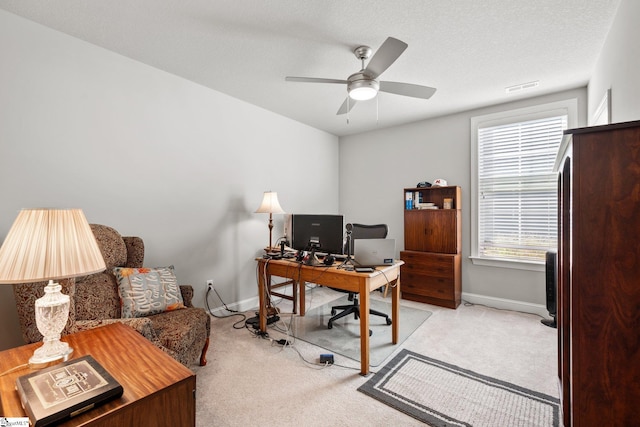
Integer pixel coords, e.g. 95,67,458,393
319,354,334,364
245,315,279,329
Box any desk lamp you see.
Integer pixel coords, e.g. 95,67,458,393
0,209,106,367
255,191,285,251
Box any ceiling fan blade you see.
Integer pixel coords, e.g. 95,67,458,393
379,81,437,99
285,76,348,84
364,37,408,79
336,97,357,115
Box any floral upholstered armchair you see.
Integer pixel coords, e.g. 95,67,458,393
12,224,211,367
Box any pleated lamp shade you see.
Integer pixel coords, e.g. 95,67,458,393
0,208,106,284
255,191,285,251
255,191,285,214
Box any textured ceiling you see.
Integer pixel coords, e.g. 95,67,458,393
0,0,621,136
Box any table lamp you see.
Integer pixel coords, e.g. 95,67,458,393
0,208,106,367
255,191,285,251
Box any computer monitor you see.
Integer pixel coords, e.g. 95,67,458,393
286,214,344,255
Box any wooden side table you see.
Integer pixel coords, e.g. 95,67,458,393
0,323,196,426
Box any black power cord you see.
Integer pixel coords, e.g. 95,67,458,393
205,287,247,329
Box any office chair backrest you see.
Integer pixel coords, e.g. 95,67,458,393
345,223,388,255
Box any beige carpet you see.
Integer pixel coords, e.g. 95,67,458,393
193,286,558,426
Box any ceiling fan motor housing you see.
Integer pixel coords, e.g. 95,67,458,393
348,72,379,100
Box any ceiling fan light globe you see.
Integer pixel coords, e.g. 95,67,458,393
349,87,377,100
348,80,379,101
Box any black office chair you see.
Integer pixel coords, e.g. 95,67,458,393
327,223,392,334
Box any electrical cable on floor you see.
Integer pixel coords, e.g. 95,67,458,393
265,277,296,345
244,283,383,373
212,286,239,313
265,285,384,373
249,328,269,339
205,287,248,329
462,299,548,320
215,268,376,372
287,343,378,373
288,345,333,370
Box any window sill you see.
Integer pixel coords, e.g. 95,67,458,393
469,256,544,272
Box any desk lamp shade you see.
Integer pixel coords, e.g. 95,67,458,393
255,191,285,251
0,209,106,367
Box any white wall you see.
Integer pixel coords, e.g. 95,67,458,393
0,10,339,350
588,0,640,124
339,88,588,313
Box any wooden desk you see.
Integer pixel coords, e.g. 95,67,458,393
257,258,403,375
0,323,196,426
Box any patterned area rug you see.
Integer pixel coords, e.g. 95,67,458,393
358,349,560,427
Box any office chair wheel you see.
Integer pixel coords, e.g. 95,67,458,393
369,329,372,337
386,318,392,325
328,322,333,329
331,309,336,316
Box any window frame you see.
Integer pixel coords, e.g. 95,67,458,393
470,99,578,271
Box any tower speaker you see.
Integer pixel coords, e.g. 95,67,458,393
542,250,557,328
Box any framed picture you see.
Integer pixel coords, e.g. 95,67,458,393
15,355,123,426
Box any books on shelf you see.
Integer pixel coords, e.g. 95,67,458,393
15,355,123,427
416,202,439,209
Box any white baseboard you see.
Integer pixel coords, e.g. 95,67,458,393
461,292,551,319
206,282,313,317
207,289,552,321
205,295,260,317
206,287,298,317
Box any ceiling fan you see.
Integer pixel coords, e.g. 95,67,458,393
285,37,436,115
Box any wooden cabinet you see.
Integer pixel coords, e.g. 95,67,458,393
404,210,459,253
401,186,461,308
0,324,196,426
556,121,640,426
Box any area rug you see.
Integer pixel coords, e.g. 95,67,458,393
358,349,560,427
292,295,431,366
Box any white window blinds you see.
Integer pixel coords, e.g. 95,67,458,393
477,115,567,262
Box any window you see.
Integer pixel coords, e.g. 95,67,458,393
470,100,577,270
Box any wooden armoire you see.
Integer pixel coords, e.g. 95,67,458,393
555,120,640,426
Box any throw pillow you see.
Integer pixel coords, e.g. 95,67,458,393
114,266,185,318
